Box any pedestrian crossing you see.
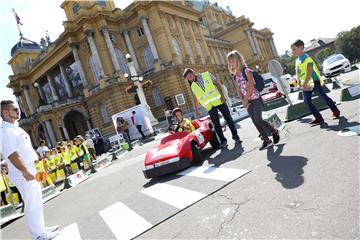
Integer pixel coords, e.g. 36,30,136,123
53,165,250,240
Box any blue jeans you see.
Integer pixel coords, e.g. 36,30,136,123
303,81,339,119
208,103,240,143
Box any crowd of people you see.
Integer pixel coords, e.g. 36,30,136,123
0,39,342,240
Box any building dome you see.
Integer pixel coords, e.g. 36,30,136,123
10,37,41,57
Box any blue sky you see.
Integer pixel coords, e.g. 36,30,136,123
1,0,359,103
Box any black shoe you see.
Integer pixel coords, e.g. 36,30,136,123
272,130,280,144
309,118,324,125
234,138,242,144
220,141,228,148
259,139,273,151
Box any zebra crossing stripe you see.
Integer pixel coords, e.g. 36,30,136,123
99,202,153,240
177,166,250,182
140,183,207,209
54,223,82,240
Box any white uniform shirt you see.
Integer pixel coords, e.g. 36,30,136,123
0,121,38,177
133,114,144,126
36,146,50,159
85,138,94,148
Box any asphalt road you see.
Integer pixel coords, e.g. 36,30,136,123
1,86,359,239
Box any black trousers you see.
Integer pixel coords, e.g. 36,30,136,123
136,125,145,139
208,103,240,143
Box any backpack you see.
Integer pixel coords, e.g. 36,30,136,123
241,67,265,92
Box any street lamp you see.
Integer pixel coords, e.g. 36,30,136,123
124,53,159,126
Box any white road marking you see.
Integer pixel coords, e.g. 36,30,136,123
177,166,250,182
54,223,82,240
99,202,152,240
140,183,207,209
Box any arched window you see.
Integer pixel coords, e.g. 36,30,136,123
152,87,163,107
172,38,182,57
185,40,194,58
143,46,154,71
100,103,110,124
114,48,129,74
89,54,101,85
196,42,205,60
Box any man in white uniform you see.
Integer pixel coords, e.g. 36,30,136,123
0,100,60,240
36,140,50,159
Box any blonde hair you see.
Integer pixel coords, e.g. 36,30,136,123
227,50,247,74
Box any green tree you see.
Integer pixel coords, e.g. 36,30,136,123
315,48,334,65
279,55,297,75
335,25,360,63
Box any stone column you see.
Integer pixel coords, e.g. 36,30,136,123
174,17,187,59
269,38,278,57
160,14,177,62
246,29,257,55
61,125,70,140
122,29,140,71
196,25,211,63
186,20,202,63
101,26,121,74
34,82,46,103
252,32,261,56
140,16,159,61
59,62,73,98
69,43,88,87
41,122,52,148
86,119,92,130
44,120,57,147
85,29,105,78
46,73,59,102
22,85,35,115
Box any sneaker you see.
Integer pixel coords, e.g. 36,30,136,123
45,225,59,232
309,118,324,125
259,139,273,151
220,141,228,148
272,130,280,144
332,111,340,119
36,231,60,240
234,138,242,144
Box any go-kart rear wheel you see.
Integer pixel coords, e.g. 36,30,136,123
191,141,202,164
209,131,220,149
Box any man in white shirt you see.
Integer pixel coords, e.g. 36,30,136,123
132,111,145,139
0,100,59,240
36,140,49,159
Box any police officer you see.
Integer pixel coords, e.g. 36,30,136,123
0,100,59,240
183,68,241,148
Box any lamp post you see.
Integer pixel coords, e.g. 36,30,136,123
124,53,159,126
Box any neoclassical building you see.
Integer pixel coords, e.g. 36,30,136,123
7,0,278,147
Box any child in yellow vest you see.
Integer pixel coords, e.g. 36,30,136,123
62,145,72,176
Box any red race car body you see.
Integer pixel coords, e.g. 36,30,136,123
142,118,218,179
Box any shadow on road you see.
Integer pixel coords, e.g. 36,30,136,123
320,116,360,132
266,144,308,189
206,143,244,168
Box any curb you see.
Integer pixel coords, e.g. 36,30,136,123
263,97,288,111
340,85,360,102
285,96,329,122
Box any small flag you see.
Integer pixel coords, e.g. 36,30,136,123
12,9,23,25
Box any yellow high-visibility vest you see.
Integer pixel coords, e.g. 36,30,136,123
76,145,84,157
35,160,46,172
70,147,78,161
62,150,71,165
295,54,323,89
177,118,195,132
191,72,222,111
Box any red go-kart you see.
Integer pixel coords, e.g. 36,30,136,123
142,117,220,179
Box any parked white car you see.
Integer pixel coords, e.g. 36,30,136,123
322,54,351,78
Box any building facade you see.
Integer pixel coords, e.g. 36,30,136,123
7,0,278,147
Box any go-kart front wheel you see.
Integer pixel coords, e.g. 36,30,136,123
191,141,202,164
